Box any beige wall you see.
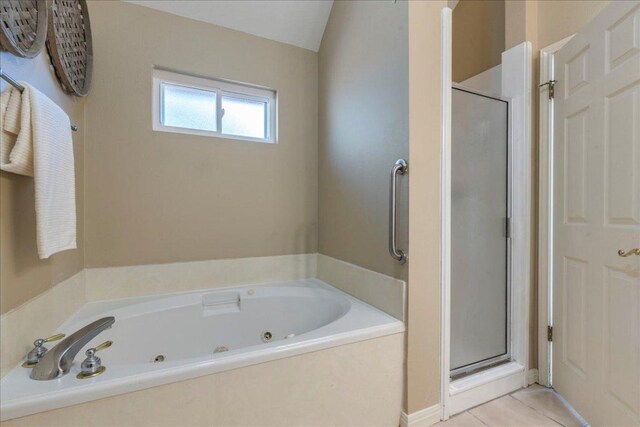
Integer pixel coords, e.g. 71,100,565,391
318,0,409,281
505,0,539,51
536,0,610,49
318,1,443,415
0,53,85,315
407,0,445,414
453,0,505,82
506,0,609,51
84,2,318,268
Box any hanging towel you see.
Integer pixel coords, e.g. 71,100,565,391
0,83,77,259
0,84,33,175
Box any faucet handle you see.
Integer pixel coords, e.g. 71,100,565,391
77,341,113,379
33,333,66,348
22,333,66,368
94,340,113,351
43,333,66,343
85,340,112,357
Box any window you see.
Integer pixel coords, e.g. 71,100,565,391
152,69,276,143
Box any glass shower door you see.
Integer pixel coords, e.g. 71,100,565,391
450,86,510,377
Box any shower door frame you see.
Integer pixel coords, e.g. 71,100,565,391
449,84,513,378
440,9,532,420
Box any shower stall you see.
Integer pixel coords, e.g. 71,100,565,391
450,85,511,378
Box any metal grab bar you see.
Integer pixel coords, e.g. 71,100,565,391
389,159,408,264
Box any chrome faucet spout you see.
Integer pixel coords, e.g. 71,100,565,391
30,317,115,381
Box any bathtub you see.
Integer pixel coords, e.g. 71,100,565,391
0,279,404,421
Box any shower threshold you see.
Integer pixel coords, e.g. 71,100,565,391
448,361,526,415
450,356,512,381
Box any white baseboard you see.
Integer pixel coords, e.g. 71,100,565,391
400,404,441,427
528,368,539,385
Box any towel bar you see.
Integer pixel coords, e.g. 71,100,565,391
0,68,78,132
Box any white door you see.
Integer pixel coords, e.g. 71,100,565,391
553,2,640,426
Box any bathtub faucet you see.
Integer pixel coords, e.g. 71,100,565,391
30,317,115,381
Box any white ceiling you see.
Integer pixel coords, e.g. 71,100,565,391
124,0,334,52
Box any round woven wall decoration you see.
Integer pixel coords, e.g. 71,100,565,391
46,0,92,96
0,0,48,58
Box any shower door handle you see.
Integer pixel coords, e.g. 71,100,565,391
389,159,408,264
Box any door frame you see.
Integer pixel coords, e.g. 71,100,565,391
440,6,532,415
440,7,453,420
536,35,574,388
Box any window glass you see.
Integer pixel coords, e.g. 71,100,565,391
221,95,267,139
162,83,217,132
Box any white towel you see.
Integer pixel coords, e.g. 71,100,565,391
0,83,77,259
0,84,33,175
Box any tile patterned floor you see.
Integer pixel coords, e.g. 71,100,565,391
435,385,586,427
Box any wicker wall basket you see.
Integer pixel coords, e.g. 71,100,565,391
0,0,48,58
46,0,92,96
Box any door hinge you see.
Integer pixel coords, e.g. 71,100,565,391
547,325,553,342
539,80,557,100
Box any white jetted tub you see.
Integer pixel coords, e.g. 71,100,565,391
0,279,404,421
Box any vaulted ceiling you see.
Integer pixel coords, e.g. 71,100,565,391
124,0,334,52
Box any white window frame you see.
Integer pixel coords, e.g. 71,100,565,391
152,69,277,144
